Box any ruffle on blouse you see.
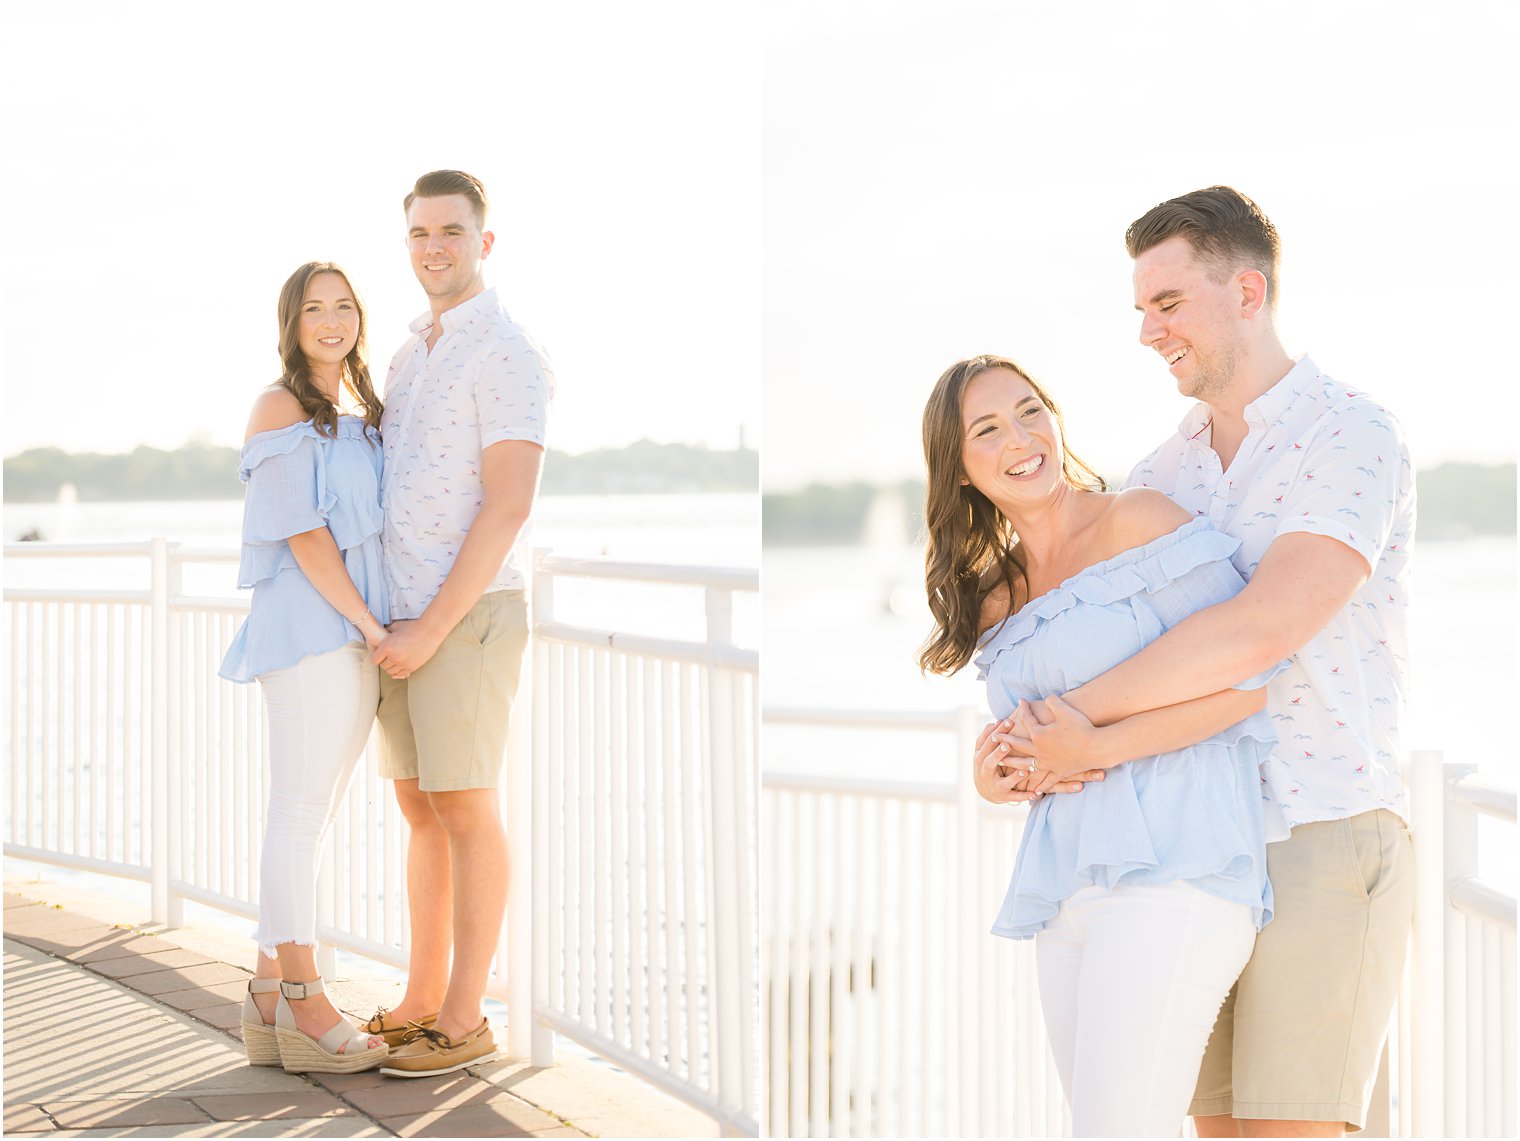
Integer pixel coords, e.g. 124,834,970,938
975,518,1240,680
235,419,383,590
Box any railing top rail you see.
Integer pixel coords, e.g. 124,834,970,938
1450,875,1518,930
535,550,757,591
536,621,757,673
4,588,152,605
763,769,957,801
4,541,154,558
1450,770,1518,822
171,547,240,565
764,706,965,731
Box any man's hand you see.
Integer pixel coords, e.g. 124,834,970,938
371,619,446,680
971,716,1105,805
1008,696,1114,794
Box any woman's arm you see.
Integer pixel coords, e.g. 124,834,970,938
246,387,387,650
285,528,388,649
1003,687,1267,794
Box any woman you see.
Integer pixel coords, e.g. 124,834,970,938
218,262,390,1073
920,355,1276,1137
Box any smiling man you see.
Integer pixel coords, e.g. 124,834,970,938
983,187,1416,1137
364,169,554,1077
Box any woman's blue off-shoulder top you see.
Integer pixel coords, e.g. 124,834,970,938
975,519,1278,939
218,417,390,683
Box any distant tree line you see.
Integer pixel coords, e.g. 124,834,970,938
2,440,758,502
763,462,1518,545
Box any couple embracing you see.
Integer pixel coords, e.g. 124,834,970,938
923,187,1414,1136
217,170,552,1077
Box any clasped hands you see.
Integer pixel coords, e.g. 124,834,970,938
366,618,445,680
972,694,1110,805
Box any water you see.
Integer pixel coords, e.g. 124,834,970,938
3,493,760,648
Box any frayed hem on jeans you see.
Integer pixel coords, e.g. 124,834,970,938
254,934,319,960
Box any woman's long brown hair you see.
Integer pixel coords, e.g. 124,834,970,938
917,355,1105,676
274,262,383,437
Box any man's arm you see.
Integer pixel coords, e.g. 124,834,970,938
372,439,543,676
1059,531,1369,726
1006,687,1267,793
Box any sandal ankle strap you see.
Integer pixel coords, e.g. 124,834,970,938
279,978,326,1000
248,978,282,994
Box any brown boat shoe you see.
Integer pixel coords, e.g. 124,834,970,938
360,1007,439,1050
379,1017,497,1078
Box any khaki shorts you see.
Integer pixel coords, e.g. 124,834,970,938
376,591,528,792
1191,808,1414,1131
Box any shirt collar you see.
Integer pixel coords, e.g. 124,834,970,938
1245,353,1318,427
407,287,501,337
1175,353,1320,441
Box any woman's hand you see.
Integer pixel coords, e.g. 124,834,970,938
972,714,1105,804
1007,695,1115,794
355,612,389,652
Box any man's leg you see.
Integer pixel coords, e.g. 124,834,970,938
1220,812,1414,1136
1195,1116,1241,1137
388,777,452,1023
426,788,509,1038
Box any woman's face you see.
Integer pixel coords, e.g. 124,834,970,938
297,272,360,374
959,367,1063,508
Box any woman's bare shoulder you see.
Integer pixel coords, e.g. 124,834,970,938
244,385,307,443
1101,486,1193,549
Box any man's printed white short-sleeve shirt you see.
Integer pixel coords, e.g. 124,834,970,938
1124,355,1415,841
380,288,553,620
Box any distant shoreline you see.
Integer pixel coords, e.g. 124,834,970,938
763,462,1518,545
2,439,759,502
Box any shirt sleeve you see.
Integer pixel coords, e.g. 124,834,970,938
475,330,554,450
1271,395,1410,571
239,428,332,544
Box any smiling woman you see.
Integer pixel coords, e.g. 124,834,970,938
917,354,1104,677
273,262,384,438
914,350,1281,1137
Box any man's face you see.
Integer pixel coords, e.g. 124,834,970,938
406,194,493,304
1132,235,1245,402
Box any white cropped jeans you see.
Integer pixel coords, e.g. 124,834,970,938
1035,880,1257,1138
252,643,379,957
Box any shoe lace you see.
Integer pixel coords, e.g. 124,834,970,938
400,1022,453,1048
364,1006,391,1032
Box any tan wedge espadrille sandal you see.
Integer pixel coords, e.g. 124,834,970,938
241,978,284,1066
274,978,388,1074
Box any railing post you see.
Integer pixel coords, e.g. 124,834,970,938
953,704,984,1138
1409,749,1445,1138
529,549,555,1067
704,584,743,1131
1444,758,1479,1138
316,841,337,979
149,538,180,926
504,556,536,1061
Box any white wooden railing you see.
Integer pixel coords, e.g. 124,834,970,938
530,550,759,1136
762,708,1517,1139
3,539,759,1135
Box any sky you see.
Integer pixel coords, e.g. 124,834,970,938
0,1,760,459
763,0,1519,489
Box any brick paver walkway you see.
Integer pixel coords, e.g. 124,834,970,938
3,888,693,1137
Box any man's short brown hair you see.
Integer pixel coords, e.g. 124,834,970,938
403,169,489,230
1126,186,1281,308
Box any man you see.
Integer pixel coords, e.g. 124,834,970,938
364,169,553,1077
977,186,1414,1136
